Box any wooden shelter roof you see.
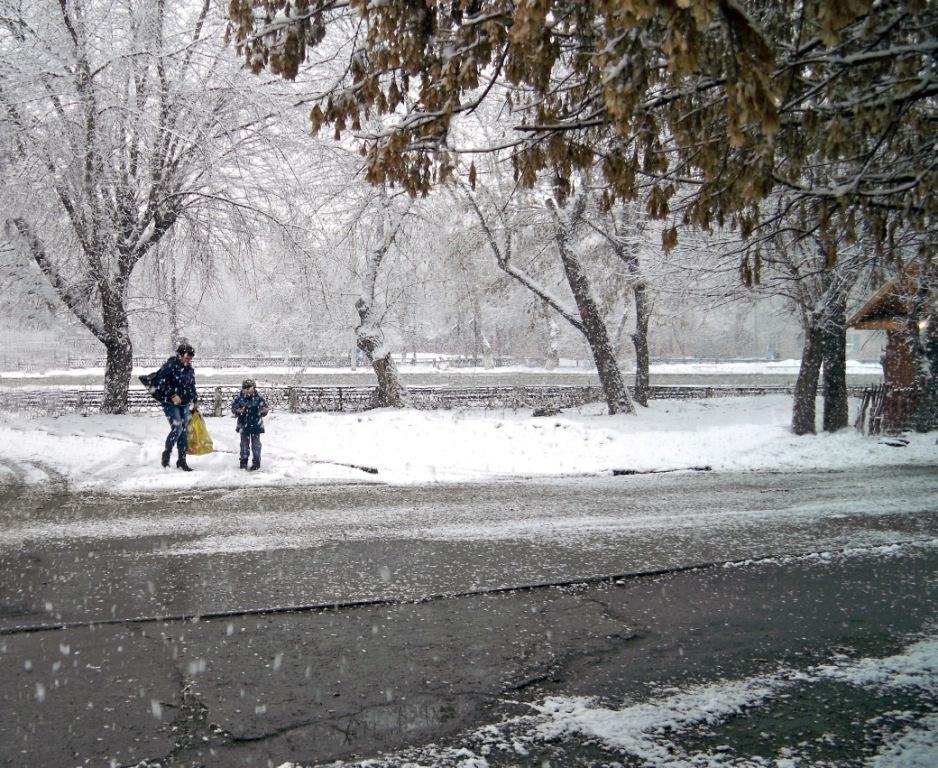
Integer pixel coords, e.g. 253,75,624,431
849,281,910,330
848,264,933,331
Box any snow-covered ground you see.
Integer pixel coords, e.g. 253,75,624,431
0,395,932,494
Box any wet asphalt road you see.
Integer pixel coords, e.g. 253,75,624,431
1,466,936,628
0,466,936,766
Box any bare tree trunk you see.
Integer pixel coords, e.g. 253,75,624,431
7,217,136,412
463,185,632,412
821,295,848,432
609,204,650,406
784,240,861,435
357,329,407,407
613,306,631,358
355,302,408,407
102,334,133,414
167,251,180,350
468,281,494,368
632,282,651,407
542,301,560,369
155,244,181,352
101,288,133,414
793,320,824,434
551,196,634,415
356,192,409,408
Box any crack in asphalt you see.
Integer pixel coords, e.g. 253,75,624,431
137,592,638,762
579,592,642,627
130,641,235,767
4,538,935,637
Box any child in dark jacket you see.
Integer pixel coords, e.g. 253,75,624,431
231,379,270,470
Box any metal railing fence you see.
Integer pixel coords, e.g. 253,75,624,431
2,383,871,417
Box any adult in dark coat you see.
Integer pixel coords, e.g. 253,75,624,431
154,342,199,471
231,378,269,470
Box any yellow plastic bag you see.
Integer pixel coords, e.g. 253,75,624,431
187,411,214,455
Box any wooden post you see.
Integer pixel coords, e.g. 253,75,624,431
213,387,223,417
288,386,299,413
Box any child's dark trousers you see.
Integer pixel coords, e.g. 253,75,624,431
239,431,261,464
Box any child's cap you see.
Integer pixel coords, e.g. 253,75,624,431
242,378,256,389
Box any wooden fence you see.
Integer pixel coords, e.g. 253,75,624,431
2,383,878,418
854,384,937,434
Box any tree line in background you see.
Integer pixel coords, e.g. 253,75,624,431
2,0,935,433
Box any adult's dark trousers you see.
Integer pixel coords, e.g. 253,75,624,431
163,403,192,453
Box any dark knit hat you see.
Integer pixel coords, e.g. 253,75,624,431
176,342,195,357
242,378,256,389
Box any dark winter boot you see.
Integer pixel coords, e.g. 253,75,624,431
239,458,248,470
176,451,193,472
249,459,260,471
161,449,171,468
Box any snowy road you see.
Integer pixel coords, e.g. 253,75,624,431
0,466,936,628
1,466,936,766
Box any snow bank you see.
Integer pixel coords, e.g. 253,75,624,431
0,396,932,494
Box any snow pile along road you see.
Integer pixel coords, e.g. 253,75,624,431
0,395,933,493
